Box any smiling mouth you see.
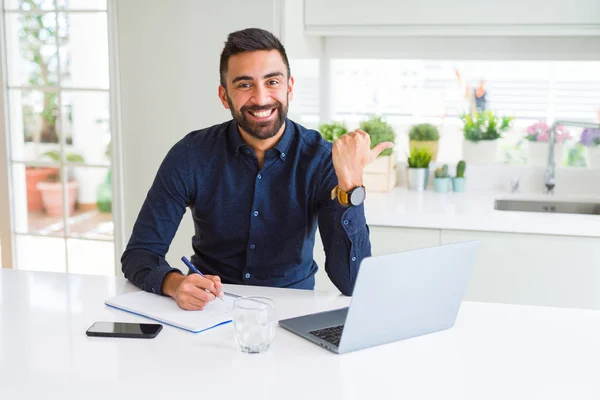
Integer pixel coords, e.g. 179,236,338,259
247,108,276,120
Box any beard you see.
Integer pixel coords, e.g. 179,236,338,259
226,94,288,140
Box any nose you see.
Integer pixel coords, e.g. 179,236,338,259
251,85,270,106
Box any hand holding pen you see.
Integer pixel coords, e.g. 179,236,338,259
181,256,225,302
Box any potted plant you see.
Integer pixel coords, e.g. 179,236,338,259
359,115,397,192
37,150,84,216
406,146,432,191
433,164,450,193
409,123,440,161
460,110,513,164
26,166,59,212
578,127,600,168
319,121,348,142
525,121,571,167
452,160,467,192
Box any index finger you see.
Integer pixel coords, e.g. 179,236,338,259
205,275,224,297
187,274,220,298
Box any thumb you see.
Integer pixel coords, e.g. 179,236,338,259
369,142,394,162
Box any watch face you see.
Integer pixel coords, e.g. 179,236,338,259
350,187,366,206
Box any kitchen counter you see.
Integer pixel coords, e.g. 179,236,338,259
3,269,600,399
364,188,600,237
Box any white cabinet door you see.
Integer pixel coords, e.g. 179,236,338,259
368,226,441,256
313,226,440,293
441,230,600,310
304,0,600,36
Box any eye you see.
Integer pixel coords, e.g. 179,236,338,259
267,79,279,86
237,83,251,89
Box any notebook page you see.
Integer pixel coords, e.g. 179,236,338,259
105,290,235,333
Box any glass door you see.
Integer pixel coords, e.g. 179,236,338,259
1,0,118,275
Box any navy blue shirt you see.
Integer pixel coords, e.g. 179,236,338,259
121,119,372,296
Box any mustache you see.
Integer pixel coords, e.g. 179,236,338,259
241,103,280,113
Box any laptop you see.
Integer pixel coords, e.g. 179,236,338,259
278,240,480,354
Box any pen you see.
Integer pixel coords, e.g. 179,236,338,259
181,256,224,301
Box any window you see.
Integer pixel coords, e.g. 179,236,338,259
2,0,116,275
288,59,320,130
313,59,600,166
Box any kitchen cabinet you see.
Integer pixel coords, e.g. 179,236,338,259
314,225,600,310
442,230,600,310
304,0,600,36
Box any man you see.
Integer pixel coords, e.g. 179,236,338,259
121,28,392,310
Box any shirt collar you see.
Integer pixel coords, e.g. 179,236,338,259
227,118,294,159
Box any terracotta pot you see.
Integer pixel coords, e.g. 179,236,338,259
36,180,79,216
25,167,59,211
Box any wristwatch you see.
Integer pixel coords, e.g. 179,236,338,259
330,185,367,207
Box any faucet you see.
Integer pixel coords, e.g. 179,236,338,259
544,120,600,194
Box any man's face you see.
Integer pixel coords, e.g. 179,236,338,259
219,50,294,140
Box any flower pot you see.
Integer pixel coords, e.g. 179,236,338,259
363,154,397,192
409,140,439,161
452,177,466,192
586,147,600,169
433,177,450,193
528,141,564,167
407,168,428,191
462,140,498,164
37,180,79,216
25,167,59,211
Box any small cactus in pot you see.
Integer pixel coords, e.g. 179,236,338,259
433,164,450,192
452,160,467,192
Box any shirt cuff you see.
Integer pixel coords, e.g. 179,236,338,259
340,204,367,235
143,264,183,296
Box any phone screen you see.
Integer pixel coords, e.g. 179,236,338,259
86,321,162,338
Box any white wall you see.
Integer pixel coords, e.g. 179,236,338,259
116,0,281,273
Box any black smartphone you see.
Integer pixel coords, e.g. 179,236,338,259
86,321,163,339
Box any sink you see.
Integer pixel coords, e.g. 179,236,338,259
494,199,600,215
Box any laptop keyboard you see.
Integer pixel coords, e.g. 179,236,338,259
309,325,344,347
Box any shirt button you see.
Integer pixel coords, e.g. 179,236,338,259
280,152,286,159
245,149,251,154
253,211,259,217
257,174,262,180
245,273,251,279
352,257,357,261
250,244,256,249
343,220,349,225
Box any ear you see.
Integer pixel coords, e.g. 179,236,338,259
287,75,295,102
218,85,230,109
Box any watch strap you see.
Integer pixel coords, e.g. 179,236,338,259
330,185,351,206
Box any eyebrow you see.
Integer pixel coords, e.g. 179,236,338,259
231,71,284,84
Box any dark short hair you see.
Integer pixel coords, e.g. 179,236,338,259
219,28,291,88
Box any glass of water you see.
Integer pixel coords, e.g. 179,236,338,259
232,296,276,354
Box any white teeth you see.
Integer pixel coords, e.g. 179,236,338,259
250,109,273,118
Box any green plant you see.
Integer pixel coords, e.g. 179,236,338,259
409,123,440,141
456,160,466,178
318,121,348,142
407,147,432,168
434,164,449,178
42,150,84,182
460,110,513,142
359,115,396,157
19,0,70,143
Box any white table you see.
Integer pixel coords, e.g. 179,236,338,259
1,269,600,399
